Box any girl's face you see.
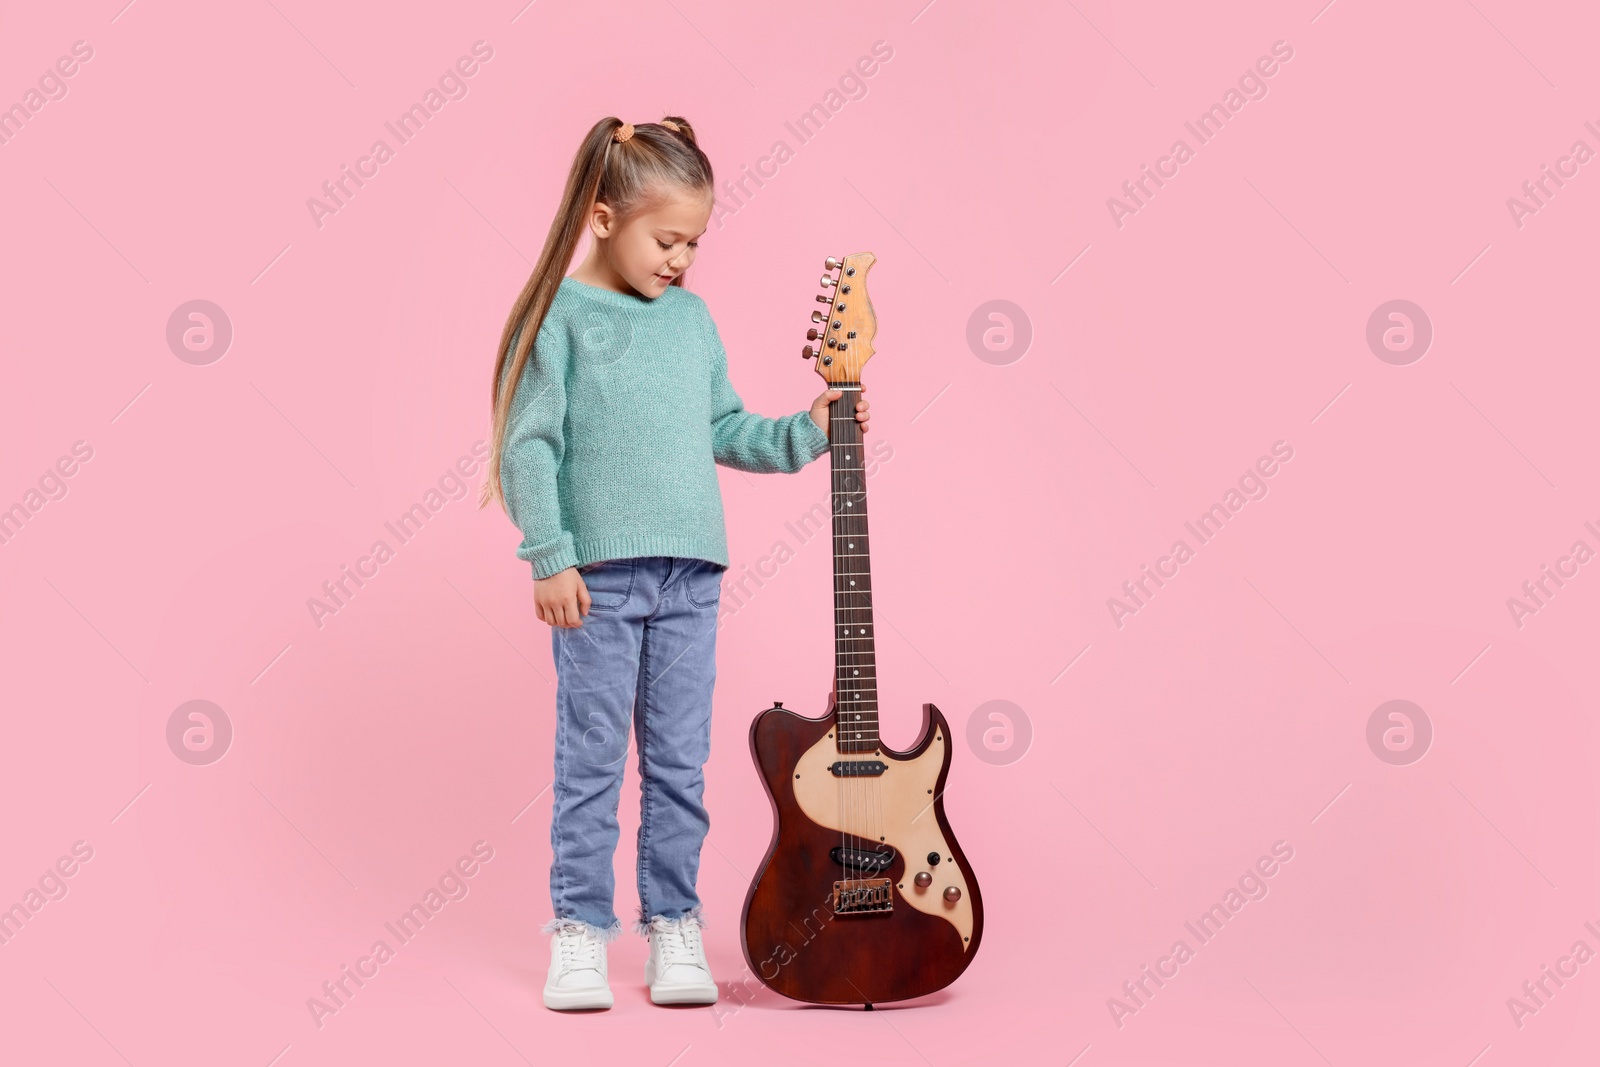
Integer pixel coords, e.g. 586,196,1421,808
587,188,713,297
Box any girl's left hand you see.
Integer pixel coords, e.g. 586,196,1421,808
810,387,870,438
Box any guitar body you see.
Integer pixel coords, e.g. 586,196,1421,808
740,693,984,1005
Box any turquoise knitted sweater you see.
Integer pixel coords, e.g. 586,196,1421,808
499,276,831,579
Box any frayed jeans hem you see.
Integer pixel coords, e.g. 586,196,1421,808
634,902,705,937
542,916,623,944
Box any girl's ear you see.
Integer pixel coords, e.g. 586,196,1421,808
587,200,617,240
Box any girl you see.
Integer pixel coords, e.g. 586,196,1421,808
480,116,870,1011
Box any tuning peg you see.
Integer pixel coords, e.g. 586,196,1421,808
802,345,816,359
816,294,834,304
825,257,844,270
806,328,820,340
820,275,837,288
812,310,826,323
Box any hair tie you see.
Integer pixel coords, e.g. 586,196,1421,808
613,122,634,144
660,119,681,133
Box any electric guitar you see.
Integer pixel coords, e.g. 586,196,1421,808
739,252,983,1006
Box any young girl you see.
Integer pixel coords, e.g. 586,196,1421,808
480,116,870,1011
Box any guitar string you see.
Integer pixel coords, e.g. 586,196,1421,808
853,390,864,894
855,402,883,892
835,385,858,899
855,392,883,898
843,393,859,899
848,406,877,884
836,384,878,903
833,389,848,903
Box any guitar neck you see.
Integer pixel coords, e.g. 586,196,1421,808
830,382,879,753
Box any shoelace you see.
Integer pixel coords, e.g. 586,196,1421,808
652,919,706,973
557,929,604,973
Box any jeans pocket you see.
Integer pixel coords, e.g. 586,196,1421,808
683,560,725,608
579,559,635,611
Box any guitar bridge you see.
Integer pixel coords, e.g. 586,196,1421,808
833,877,893,914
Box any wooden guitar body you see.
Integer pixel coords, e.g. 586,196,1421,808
739,250,982,1006
740,694,984,1005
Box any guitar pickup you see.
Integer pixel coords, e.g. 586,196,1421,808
829,845,896,873
829,760,885,777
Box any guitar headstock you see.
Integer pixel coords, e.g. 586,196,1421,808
803,252,877,384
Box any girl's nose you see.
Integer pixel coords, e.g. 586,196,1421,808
667,246,694,270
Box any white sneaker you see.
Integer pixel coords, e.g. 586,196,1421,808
644,914,719,1005
543,924,613,1011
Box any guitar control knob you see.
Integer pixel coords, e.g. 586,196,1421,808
802,346,816,360
943,886,961,904
913,872,932,888
820,275,837,287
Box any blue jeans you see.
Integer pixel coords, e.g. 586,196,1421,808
543,556,724,942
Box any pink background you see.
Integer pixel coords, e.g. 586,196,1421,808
3,0,1598,1064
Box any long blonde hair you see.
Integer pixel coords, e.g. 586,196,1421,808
478,115,714,510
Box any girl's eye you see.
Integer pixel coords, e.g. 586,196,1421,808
656,240,672,250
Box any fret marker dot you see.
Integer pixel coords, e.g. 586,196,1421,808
850,580,856,586
858,629,865,634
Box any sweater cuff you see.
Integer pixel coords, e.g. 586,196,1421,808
795,411,831,461
519,532,579,580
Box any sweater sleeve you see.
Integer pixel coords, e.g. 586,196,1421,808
499,319,579,579
706,313,831,473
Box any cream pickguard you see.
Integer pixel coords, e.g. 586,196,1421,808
790,725,975,948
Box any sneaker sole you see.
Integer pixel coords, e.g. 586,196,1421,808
645,959,718,1005
649,982,718,1005
544,986,615,1011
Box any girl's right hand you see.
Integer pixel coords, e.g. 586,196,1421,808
534,567,591,628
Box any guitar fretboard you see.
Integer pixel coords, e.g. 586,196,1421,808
830,383,878,753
